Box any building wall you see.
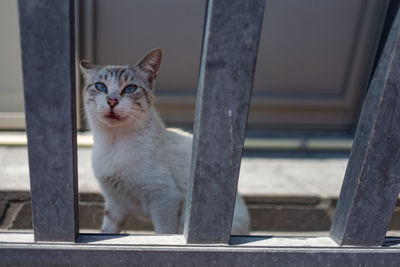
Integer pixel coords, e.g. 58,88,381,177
0,0,390,131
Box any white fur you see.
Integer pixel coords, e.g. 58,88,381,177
87,108,250,234
81,50,250,234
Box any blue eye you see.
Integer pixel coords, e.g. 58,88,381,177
123,85,137,94
95,82,107,92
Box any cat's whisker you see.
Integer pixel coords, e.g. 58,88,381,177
129,110,148,121
126,113,149,126
123,108,150,122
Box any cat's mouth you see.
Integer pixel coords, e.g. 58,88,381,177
104,111,121,121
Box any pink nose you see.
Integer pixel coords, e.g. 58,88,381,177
107,98,119,108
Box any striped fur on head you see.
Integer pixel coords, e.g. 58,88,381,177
80,49,162,128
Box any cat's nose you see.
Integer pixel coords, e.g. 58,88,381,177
107,98,119,108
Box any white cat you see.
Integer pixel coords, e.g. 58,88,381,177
80,49,250,234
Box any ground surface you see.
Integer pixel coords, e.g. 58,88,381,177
0,141,399,234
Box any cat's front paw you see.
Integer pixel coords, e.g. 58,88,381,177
101,210,123,234
101,224,121,234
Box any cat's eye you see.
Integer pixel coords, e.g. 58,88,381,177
123,85,138,94
95,82,107,93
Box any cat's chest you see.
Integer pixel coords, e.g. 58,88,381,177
92,139,150,184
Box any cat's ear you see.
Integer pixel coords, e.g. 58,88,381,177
79,60,101,71
79,60,102,80
135,49,163,77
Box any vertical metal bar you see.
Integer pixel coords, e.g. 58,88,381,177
371,0,400,76
18,0,78,242
330,3,400,246
184,0,265,244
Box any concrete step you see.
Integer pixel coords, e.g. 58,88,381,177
1,191,400,232
1,138,399,233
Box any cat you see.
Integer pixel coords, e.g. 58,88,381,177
80,49,250,234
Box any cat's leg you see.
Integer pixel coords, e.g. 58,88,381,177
148,191,182,234
101,200,128,233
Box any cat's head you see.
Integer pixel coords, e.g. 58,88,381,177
80,49,162,128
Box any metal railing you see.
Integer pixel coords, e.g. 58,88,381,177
1,0,400,265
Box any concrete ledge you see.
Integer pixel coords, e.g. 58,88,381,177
2,142,392,233
1,191,400,233
0,131,353,151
